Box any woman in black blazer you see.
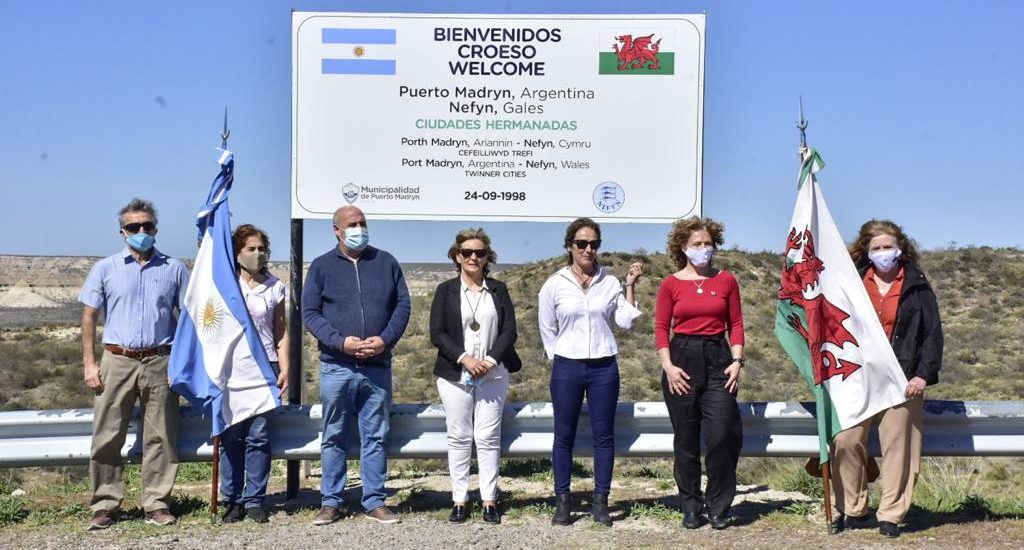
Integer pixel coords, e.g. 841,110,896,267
430,228,521,525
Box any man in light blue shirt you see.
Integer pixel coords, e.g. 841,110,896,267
80,198,189,531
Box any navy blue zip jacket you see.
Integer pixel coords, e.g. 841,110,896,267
301,245,411,367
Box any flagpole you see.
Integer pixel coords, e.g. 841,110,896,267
797,98,835,533
208,107,230,526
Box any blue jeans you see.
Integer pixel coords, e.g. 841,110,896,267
550,355,620,495
319,362,392,511
219,413,271,508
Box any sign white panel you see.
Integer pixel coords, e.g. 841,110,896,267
292,12,705,222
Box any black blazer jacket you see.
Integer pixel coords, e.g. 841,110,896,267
429,276,522,381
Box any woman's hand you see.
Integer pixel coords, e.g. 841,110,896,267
905,376,926,399
724,361,742,394
461,356,489,378
663,363,690,395
625,262,644,286
276,369,289,396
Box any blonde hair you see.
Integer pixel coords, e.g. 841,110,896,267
447,228,497,276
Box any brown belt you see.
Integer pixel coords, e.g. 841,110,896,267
104,344,172,359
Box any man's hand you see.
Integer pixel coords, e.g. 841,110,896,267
359,336,386,358
342,336,364,356
84,360,103,393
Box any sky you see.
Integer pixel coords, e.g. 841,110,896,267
1,0,1022,264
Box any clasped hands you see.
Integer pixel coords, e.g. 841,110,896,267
461,355,494,379
343,336,386,359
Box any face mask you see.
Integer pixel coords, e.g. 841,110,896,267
237,252,266,273
685,246,714,267
868,248,901,273
343,227,369,251
125,232,155,252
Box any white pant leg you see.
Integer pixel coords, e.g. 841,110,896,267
474,370,509,502
437,377,474,503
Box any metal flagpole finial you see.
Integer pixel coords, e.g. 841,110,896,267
220,107,230,149
797,96,808,150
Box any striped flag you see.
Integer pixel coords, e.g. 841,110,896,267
169,150,280,437
320,27,397,75
775,147,907,464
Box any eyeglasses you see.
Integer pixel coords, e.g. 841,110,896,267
122,222,156,233
572,239,601,251
459,249,489,259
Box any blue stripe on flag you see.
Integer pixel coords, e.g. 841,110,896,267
322,28,396,44
322,58,396,76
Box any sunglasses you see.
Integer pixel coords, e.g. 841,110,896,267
122,222,156,233
458,248,489,259
572,239,601,250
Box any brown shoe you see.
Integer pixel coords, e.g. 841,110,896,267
312,506,343,526
144,508,177,526
365,506,401,524
87,508,117,531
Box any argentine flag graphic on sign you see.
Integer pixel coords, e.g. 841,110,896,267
321,28,397,75
169,150,280,437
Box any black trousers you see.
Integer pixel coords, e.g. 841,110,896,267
661,333,743,518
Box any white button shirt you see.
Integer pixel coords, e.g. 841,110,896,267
538,266,641,360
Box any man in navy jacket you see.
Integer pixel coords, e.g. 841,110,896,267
302,205,411,525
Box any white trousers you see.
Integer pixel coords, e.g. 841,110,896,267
436,371,509,502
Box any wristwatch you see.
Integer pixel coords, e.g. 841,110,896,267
732,357,746,366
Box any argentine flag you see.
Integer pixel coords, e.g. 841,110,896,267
320,27,397,75
169,150,280,437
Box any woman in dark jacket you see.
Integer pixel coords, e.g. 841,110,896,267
830,219,943,538
430,228,521,525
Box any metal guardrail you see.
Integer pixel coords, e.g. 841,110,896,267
1,401,1022,468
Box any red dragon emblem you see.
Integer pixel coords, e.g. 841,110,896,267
779,228,863,384
612,34,662,71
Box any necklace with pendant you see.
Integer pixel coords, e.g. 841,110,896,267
466,287,484,331
693,278,706,294
573,266,594,290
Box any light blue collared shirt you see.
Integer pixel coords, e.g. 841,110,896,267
79,247,190,348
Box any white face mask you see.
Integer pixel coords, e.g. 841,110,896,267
685,246,714,267
868,248,902,273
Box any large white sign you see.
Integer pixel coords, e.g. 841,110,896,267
292,12,705,222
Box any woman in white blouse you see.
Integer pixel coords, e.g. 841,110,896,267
430,228,521,525
538,217,643,527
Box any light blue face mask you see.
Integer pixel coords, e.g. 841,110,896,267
125,232,156,252
343,226,369,251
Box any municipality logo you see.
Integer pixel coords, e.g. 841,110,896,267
342,183,361,204
599,31,675,75
593,182,625,213
321,28,397,76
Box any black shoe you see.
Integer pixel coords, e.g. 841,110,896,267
551,494,572,526
448,504,468,523
592,493,612,527
845,513,874,530
829,513,845,534
708,515,733,530
482,505,501,524
246,506,268,523
682,511,703,529
879,521,901,538
222,503,245,523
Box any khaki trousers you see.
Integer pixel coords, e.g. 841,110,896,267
830,397,923,524
89,351,179,513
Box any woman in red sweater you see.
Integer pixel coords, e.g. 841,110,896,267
655,217,745,530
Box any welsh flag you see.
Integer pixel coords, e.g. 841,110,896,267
775,147,907,464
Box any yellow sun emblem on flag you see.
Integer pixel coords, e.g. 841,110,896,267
199,297,223,335
353,45,365,57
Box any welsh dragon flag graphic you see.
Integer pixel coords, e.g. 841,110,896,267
775,148,908,464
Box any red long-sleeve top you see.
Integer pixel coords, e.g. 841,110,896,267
654,271,745,349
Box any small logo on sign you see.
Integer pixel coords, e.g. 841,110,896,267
342,183,360,204
593,182,625,213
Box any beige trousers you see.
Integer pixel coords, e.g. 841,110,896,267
89,351,179,513
830,397,924,524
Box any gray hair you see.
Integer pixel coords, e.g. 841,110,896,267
118,198,158,227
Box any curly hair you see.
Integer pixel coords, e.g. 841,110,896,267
447,228,497,277
563,217,602,265
849,219,920,269
665,216,726,269
232,224,270,273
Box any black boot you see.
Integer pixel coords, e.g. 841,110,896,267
592,493,612,526
551,494,572,526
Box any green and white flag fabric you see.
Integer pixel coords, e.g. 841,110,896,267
598,28,676,75
775,148,908,464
